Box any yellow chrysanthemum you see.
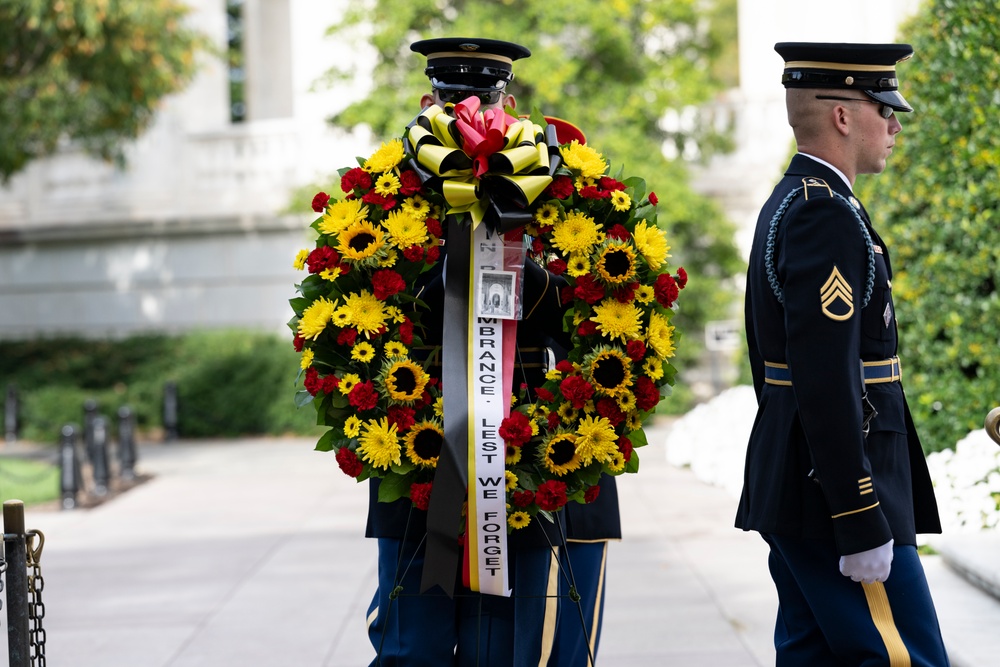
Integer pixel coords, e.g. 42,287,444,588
643,356,665,380
626,412,643,431
557,401,578,426
339,373,361,395
505,470,518,492
539,432,582,476
585,347,633,396
575,176,597,192
344,415,362,438
567,254,591,277
647,311,677,359
583,400,596,415
606,450,627,473
300,348,315,370
319,267,342,281
594,242,638,285
343,290,388,339
401,195,432,221
294,249,309,271
378,249,399,267
635,284,656,304
404,420,443,467
610,190,632,212
331,306,351,328
574,415,618,466
374,172,401,197
384,341,408,358
560,141,607,178
297,296,336,340
505,443,522,465
338,220,386,263
381,359,429,403
632,220,671,271
351,342,376,363
545,368,562,382
385,306,406,324
364,139,405,174
382,210,428,249
357,417,401,470
319,199,369,236
591,298,643,342
433,396,444,418
617,392,637,411
534,203,560,225
552,211,602,255
508,511,531,530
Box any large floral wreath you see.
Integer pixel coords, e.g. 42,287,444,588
289,100,687,532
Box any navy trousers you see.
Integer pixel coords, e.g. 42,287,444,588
764,534,950,666
549,541,609,666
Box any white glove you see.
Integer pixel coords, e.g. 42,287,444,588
839,539,894,584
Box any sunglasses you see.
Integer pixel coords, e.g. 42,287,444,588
814,95,894,119
435,88,504,107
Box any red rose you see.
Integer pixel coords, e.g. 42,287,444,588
626,339,647,361
599,177,625,191
596,397,625,426
511,489,535,508
535,387,555,403
654,273,680,308
560,375,594,409
403,245,425,262
387,405,416,432
306,246,339,274
322,374,340,394
341,168,372,194
648,192,658,206
425,246,441,264
399,170,423,196
548,258,567,275
577,320,598,337
499,411,533,447
556,360,575,374
677,266,688,289
304,367,323,395
335,447,364,477
606,224,631,241
618,435,634,463
584,485,601,503
574,274,605,304
425,218,442,237
634,376,660,412
398,317,414,345
348,381,379,411
372,269,407,300
536,480,568,511
546,175,575,199
410,482,433,510
311,192,331,213
362,191,396,210
293,335,305,352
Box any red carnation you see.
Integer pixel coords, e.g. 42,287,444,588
311,192,331,213
560,286,575,306
547,411,561,430
579,185,611,200
372,269,407,300
555,360,575,374
614,283,637,303
410,482,433,510
548,258,568,276
560,375,595,409
398,317,414,345
348,381,379,411
618,435,634,463
606,224,631,241
536,480,568,511
654,273,680,308
584,485,601,503
499,411,533,447
677,266,688,289
546,175,575,199
626,339,647,361
634,376,660,412
535,387,555,403
335,447,364,477
398,170,423,196
425,246,441,264
341,168,372,194
403,245,425,262
304,367,323,396
577,320,598,337
425,218,443,237
574,274,605,304
648,192,659,206
337,328,358,346
322,374,340,394
362,191,396,210
599,177,625,191
596,397,625,426
511,489,535,508
531,238,545,257
293,334,305,352
306,246,339,274
387,405,416,432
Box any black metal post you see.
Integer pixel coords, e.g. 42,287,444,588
3,500,31,667
90,415,109,496
163,381,179,442
4,384,18,443
117,406,137,481
59,425,81,510
82,399,98,463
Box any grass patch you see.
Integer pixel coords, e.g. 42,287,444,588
0,458,60,506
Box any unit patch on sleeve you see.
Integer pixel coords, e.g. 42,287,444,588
820,265,855,321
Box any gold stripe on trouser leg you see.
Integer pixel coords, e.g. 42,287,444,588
861,582,911,667
366,605,378,630
537,547,560,667
586,543,609,667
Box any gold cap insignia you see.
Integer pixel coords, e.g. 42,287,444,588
820,265,854,321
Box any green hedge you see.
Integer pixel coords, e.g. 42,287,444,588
0,331,321,443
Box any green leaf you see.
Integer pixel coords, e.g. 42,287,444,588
314,429,337,452
294,390,314,408
378,473,414,503
625,449,640,474
628,428,649,448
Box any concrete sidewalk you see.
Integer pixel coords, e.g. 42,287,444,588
3,421,998,666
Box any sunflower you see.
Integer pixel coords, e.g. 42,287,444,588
404,420,444,467
344,415,362,438
358,417,401,470
384,341,408,358
560,141,607,178
364,139,405,174
300,348,315,370
351,342,376,363
319,199,369,236
401,195,432,221
534,203,560,226
382,210,428,249
297,296,336,340
505,470,518,492
632,219,670,271
539,432,582,476
339,373,361,395
594,242,638,285
343,290,388,339
590,298,643,342
584,346,633,396
294,249,309,270
337,220,386,264
380,358,429,403
552,211,602,255
646,311,677,359
610,190,632,212
643,356,665,380
505,443,522,465
374,172,401,197
574,415,618,465
508,511,531,530
566,254,591,277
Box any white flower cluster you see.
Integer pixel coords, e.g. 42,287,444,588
666,385,1000,533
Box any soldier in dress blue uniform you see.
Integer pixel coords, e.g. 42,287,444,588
364,37,619,666
736,42,950,665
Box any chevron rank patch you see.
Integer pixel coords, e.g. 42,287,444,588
820,265,854,321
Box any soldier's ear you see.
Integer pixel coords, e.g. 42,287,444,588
832,104,851,137
420,93,436,109
504,94,517,111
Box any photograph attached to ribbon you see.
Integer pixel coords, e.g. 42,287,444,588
475,238,527,321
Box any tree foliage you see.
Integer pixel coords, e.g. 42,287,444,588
318,0,744,369
0,0,208,182
856,0,1000,451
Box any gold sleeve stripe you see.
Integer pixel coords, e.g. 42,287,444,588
537,547,561,667
859,477,872,483
862,582,912,666
860,489,874,495
831,501,880,519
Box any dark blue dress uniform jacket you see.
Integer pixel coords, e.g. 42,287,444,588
736,154,941,555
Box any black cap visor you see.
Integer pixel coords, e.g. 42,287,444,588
865,89,912,113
